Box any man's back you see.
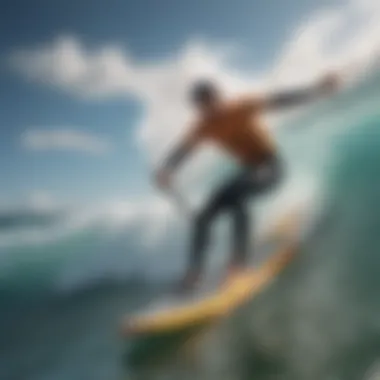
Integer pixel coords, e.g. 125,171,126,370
197,99,277,165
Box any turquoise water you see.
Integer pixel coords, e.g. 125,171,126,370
1,71,380,380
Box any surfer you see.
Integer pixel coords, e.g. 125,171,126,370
154,72,341,290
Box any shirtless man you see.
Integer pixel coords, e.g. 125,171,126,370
155,72,340,290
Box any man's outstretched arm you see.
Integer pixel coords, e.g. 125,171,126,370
257,72,341,112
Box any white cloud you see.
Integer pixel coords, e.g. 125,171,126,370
21,128,112,155
9,37,136,99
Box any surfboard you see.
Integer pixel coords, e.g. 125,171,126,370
120,209,304,338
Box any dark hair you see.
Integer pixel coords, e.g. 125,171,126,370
190,79,218,105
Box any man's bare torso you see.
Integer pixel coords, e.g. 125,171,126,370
194,99,276,165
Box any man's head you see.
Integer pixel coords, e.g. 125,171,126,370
190,79,220,111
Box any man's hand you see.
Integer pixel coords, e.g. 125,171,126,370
154,169,172,191
317,72,342,96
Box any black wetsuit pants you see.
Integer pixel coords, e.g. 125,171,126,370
188,156,283,272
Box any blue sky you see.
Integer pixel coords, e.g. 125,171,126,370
0,0,376,209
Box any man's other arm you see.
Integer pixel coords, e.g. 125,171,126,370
154,124,204,189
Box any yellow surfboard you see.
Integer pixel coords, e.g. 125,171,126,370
120,210,303,338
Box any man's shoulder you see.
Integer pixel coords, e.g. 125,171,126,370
223,94,262,113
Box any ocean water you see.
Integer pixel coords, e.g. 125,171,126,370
1,70,380,380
